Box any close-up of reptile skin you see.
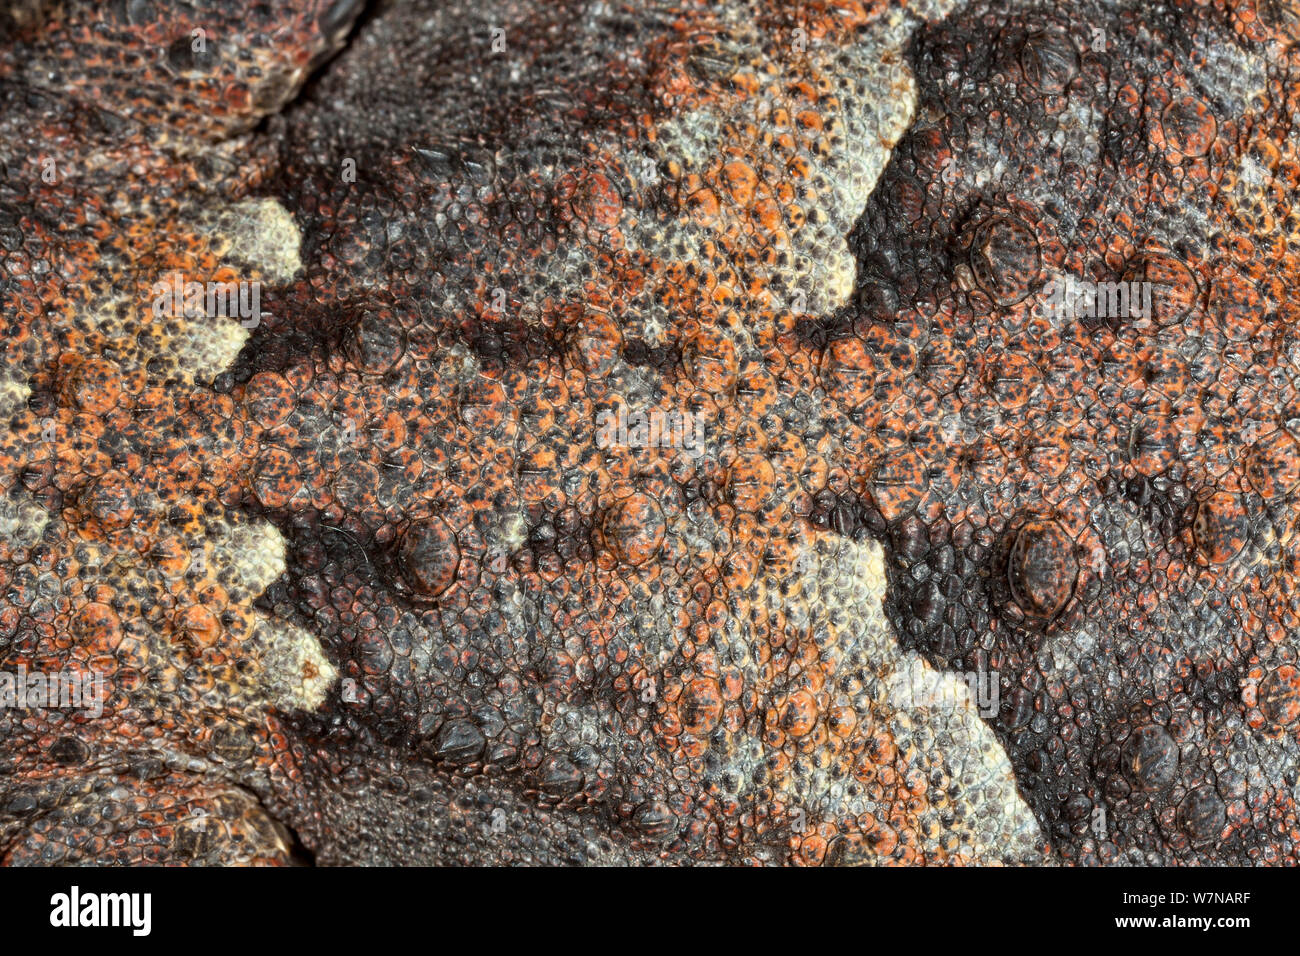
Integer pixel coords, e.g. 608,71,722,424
1,0,1299,867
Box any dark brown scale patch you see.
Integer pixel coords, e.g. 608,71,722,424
1018,29,1078,96
1120,724,1179,792
1259,0,1300,38
1109,473,1193,545
1258,667,1300,727
1193,492,1249,564
631,800,677,839
622,337,682,376
1177,786,1226,846
47,736,89,765
466,316,563,373
428,718,486,766
1122,252,1200,326
600,493,664,567
1007,519,1077,620
524,509,596,567
396,517,461,598
220,296,355,385
1245,430,1300,500
347,310,408,374
967,214,1042,306
1160,93,1218,158
211,725,256,764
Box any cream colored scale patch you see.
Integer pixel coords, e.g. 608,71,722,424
773,535,1041,863
38,196,334,715
627,8,920,328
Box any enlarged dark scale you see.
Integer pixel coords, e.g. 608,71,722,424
0,0,1298,866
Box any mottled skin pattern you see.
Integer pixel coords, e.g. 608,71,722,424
2,0,1300,865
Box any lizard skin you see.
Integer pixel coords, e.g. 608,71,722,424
1,0,1299,865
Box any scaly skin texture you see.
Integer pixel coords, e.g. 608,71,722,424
1,0,1299,865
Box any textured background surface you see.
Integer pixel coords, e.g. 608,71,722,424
1,0,1299,865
